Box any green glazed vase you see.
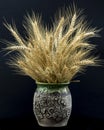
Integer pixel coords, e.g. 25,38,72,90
33,82,72,127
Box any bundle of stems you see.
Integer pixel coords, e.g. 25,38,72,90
4,7,100,83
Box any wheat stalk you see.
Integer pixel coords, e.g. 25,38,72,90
4,6,100,83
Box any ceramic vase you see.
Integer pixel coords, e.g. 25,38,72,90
33,82,72,127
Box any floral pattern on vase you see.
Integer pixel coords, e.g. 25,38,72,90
33,83,72,127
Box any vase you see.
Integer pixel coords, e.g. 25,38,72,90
33,82,72,127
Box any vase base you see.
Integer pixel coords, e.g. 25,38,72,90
37,119,68,127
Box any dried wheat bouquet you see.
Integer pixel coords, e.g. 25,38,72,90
4,7,100,83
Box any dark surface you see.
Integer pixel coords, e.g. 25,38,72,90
0,115,104,130
0,0,104,129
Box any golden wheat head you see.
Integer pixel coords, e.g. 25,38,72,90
4,6,100,83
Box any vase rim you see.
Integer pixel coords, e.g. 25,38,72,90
36,81,70,86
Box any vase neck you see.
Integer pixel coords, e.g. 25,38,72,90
36,82,69,90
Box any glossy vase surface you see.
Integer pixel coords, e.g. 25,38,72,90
33,82,72,127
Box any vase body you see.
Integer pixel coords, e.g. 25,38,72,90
33,82,72,127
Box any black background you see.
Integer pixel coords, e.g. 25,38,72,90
0,0,104,129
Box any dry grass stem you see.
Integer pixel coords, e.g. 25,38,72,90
4,6,100,83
